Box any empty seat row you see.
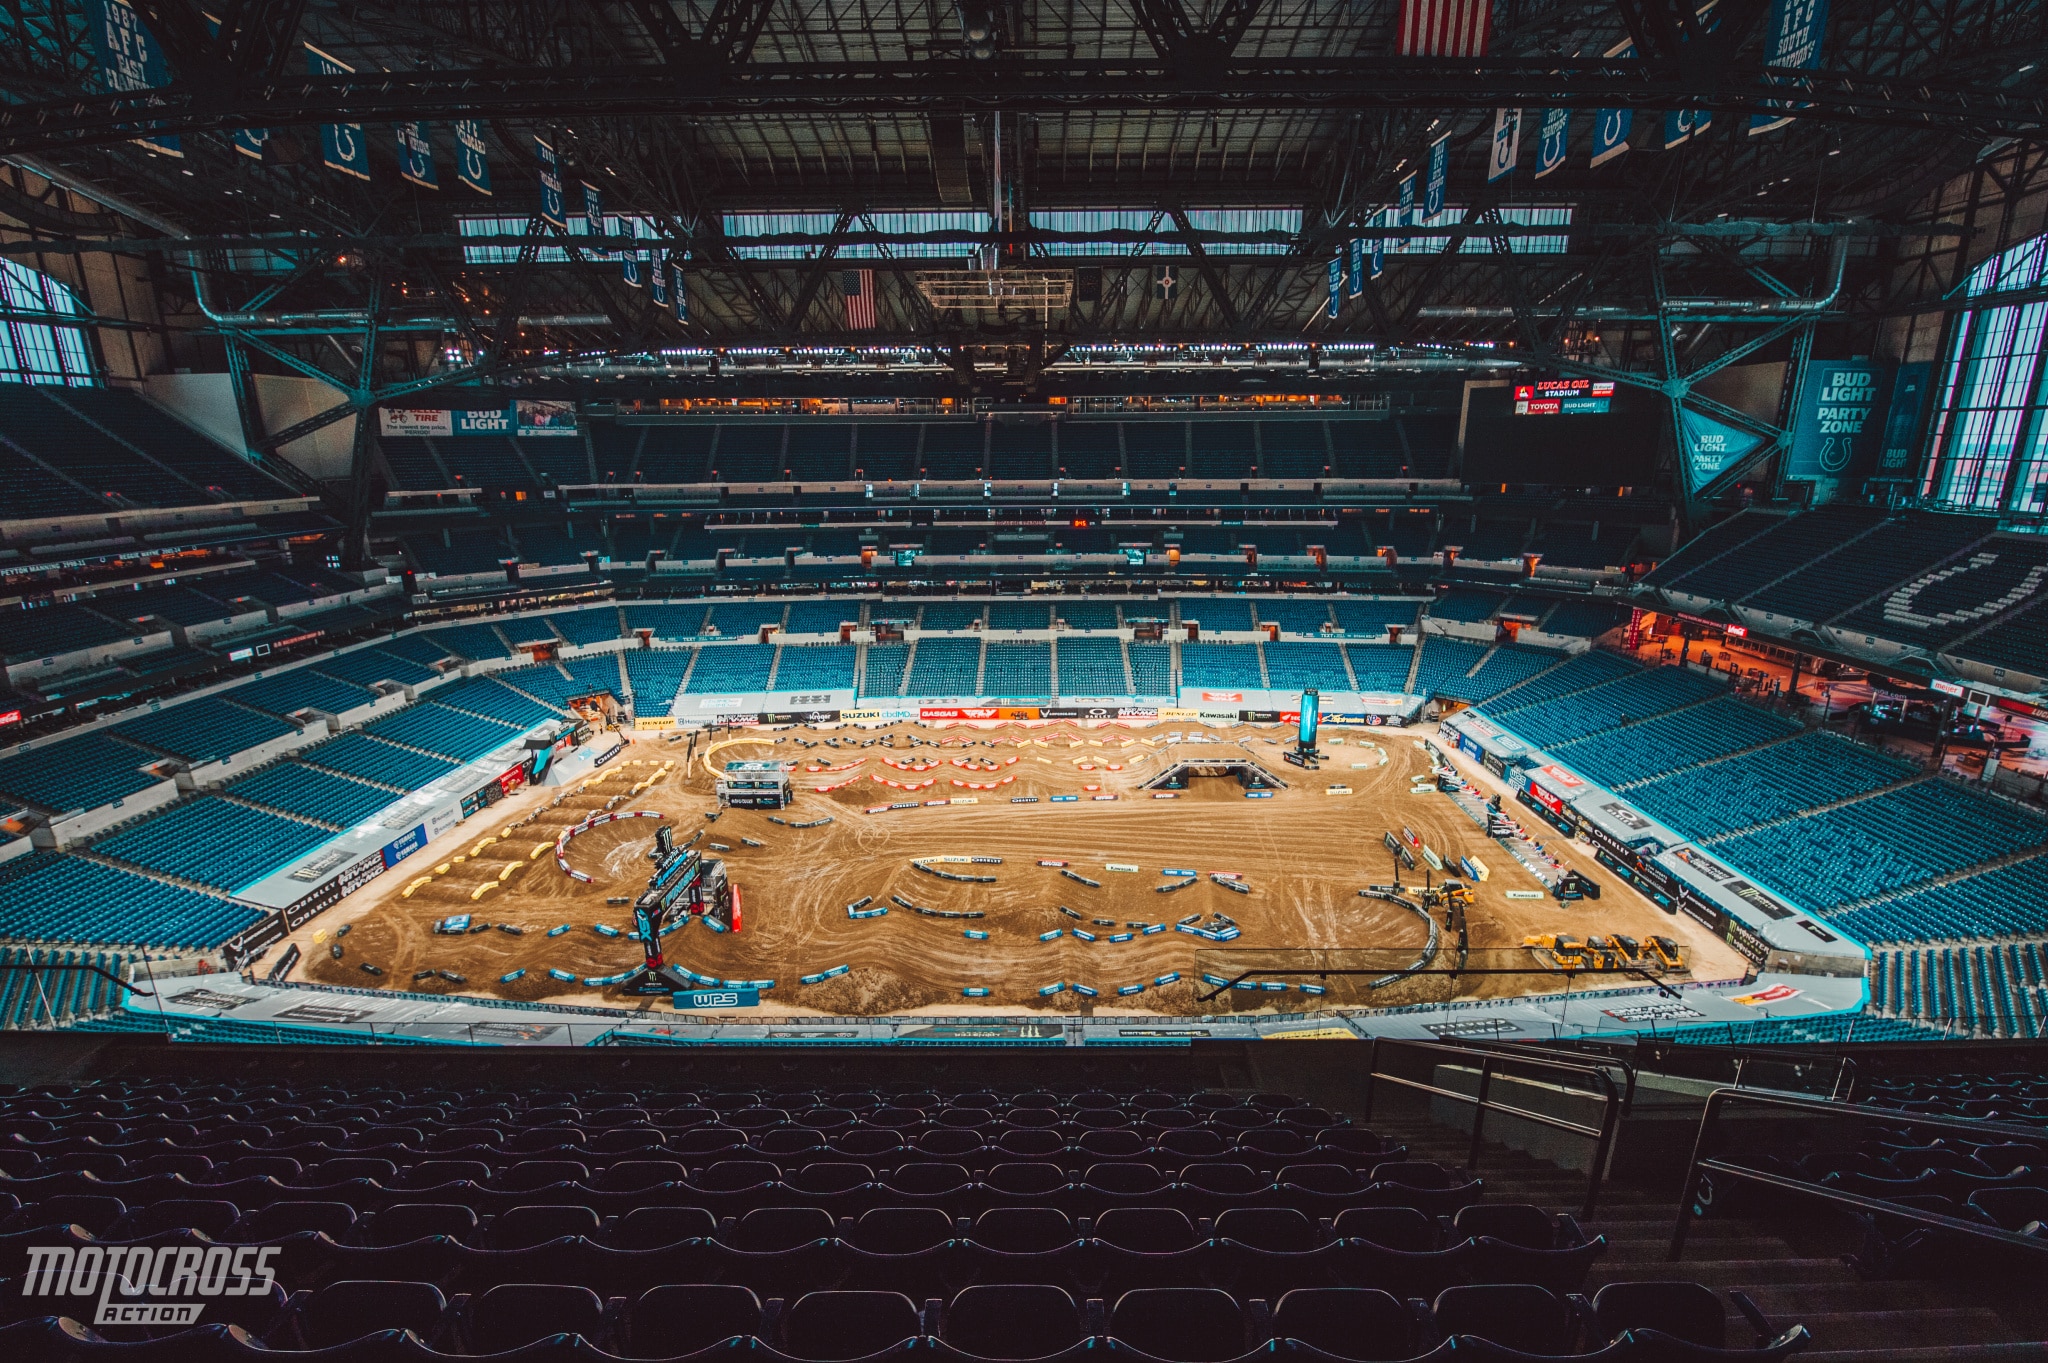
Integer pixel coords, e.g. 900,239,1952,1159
5,1278,1807,1361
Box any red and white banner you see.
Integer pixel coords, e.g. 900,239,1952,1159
813,777,862,792
872,774,938,791
882,758,938,771
951,776,1016,789
1396,0,1491,55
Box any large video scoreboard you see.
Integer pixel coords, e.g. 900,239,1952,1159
1513,378,1616,415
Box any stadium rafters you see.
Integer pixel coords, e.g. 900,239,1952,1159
0,0,2038,386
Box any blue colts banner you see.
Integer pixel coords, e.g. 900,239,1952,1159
583,182,604,240
651,259,669,306
1398,173,1416,228
87,0,179,157
1592,37,1635,167
535,137,566,229
671,263,689,322
1424,135,1449,219
396,122,437,190
1592,106,1633,166
1347,238,1364,297
1752,0,1830,134
305,45,369,180
1327,257,1343,318
232,128,268,161
1535,108,1569,178
1664,106,1710,149
1370,210,1386,279
455,120,492,195
1487,108,1520,182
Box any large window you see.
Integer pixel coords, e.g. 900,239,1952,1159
1923,235,2048,515
0,258,95,386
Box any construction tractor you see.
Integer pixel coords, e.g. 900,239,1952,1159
1647,936,1686,971
1523,932,1589,969
1583,936,1625,970
1421,879,1475,911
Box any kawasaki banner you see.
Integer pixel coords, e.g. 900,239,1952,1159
1679,406,1771,494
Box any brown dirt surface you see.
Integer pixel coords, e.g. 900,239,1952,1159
297,722,1746,1016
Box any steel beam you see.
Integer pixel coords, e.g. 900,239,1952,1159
0,60,2039,156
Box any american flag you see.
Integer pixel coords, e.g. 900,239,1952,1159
842,268,876,330
1397,0,1491,56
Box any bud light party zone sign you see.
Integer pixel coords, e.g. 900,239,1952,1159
1790,362,1891,479
23,1242,283,1325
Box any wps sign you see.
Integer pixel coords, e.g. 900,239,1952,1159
675,988,760,1009
1789,362,1891,479
23,1243,282,1325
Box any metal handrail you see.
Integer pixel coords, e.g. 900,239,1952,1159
1444,1037,1639,1116
1628,1037,1859,1102
1670,1087,2048,1262
1359,1035,1626,1216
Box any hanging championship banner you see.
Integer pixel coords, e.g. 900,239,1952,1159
1347,239,1365,297
1592,37,1635,167
1370,210,1387,279
1751,0,1830,134
86,0,180,157
455,120,491,195
650,257,669,306
1535,108,1569,178
623,248,643,288
1679,406,1770,494
1424,135,1449,219
305,45,369,180
1487,108,1521,182
396,122,437,189
581,182,602,255
535,137,566,229
1326,257,1343,318
671,263,689,322
232,128,268,160
1664,4,1718,147
1664,106,1710,149
1398,174,1417,226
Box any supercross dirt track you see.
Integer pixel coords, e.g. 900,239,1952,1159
299,722,1745,1016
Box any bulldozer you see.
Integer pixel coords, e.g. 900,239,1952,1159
1420,879,1476,910
1523,932,1590,969
1646,935,1687,971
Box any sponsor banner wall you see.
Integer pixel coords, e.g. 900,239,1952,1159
682,689,856,717
1179,687,1415,715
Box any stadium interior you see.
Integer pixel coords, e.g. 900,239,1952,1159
0,0,2046,1356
